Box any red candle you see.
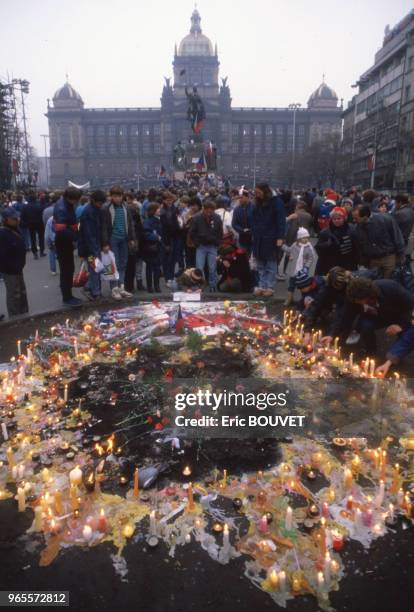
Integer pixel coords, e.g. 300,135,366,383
346,495,353,510
98,508,107,532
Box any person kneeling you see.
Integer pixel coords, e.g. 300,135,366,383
217,244,252,293
176,268,205,292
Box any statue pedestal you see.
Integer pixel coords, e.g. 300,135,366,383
185,142,206,172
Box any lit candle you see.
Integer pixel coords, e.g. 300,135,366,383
324,551,331,582
375,480,385,507
17,340,22,356
69,465,82,486
42,468,50,483
6,447,15,468
259,514,268,534
333,337,339,350
380,450,387,479
123,524,134,538
64,384,68,404
222,469,227,486
54,491,63,514
388,503,395,522
269,569,278,589
187,482,195,511
351,455,360,475
98,508,107,532
369,359,375,377
223,523,230,552
328,488,335,503
34,506,43,531
82,525,93,541
133,467,139,498
70,484,79,512
182,465,191,477
150,510,156,536
278,571,286,593
349,352,353,368
346,495,353,510
17,487,26,512
285,505,293,530
18,464,25,480
317,571,325,591
1,423,8,441
343,468,353,490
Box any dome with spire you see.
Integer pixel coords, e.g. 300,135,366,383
307,80,338,109
53,80,83,108
178,9,214,57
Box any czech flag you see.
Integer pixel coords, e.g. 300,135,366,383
196,153,206,172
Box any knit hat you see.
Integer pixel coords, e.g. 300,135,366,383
294,268,313,289
330,206,347,220
1,208,20,220
325,188,338,202
296,227,310,240
324,199,336,207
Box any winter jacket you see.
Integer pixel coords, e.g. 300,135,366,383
53,197,78,242
160,204,181,243
101,202,135,245
142,216,162,259
21,197,43,227
315,222,358,274
78,203,102,259
189,212,223,247
386,325,414,363
354,213,405,262
330,279,414,338
251,196,286,261
217,247,252,292
44,216,56,249
232,202,254,248
0,226,26,274
283,241,317,277
393,205,414,244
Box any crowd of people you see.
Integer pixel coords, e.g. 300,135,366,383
1,183,414,375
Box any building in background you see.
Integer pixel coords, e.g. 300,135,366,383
47,9,342,188
343,9,414,192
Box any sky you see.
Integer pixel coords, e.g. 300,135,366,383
2,0,414,153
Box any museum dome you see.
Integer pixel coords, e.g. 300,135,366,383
178,9,214,57
53,81,83,103
308,80,338,108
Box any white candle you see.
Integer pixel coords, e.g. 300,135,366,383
34,506,43,531
35,330,39,342
375,480,385,507
74,340,78,356
369,359,375,377
355,508,363,531
42,467,50,483
26,348,33,364
17,340,22,356
18,464,25,479
12,466,18,480
324,552,331,582
17,487,26,512
1,423,8,441
82,525,93,541
64,384,68,404
223,523,230,552
278,570,286,592
285,505,293,530
349,352,353,368
150,510,156,535
69,466,82,486
317,571,325,591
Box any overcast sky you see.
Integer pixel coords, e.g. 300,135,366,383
2,0,413,153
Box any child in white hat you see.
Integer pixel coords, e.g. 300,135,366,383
282,227,317,306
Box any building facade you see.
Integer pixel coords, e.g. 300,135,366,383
343,10,414,192
47,9,342,188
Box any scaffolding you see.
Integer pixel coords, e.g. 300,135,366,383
0,77,32,190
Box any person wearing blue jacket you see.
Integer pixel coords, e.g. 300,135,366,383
53,186,82,306
78,190,107,300
0,208,28,317
142,203,163,293
251,183,286,297
232,188,253,254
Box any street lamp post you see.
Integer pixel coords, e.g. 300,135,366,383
40,134,49,188
288,103,301,187
366,126,378,189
